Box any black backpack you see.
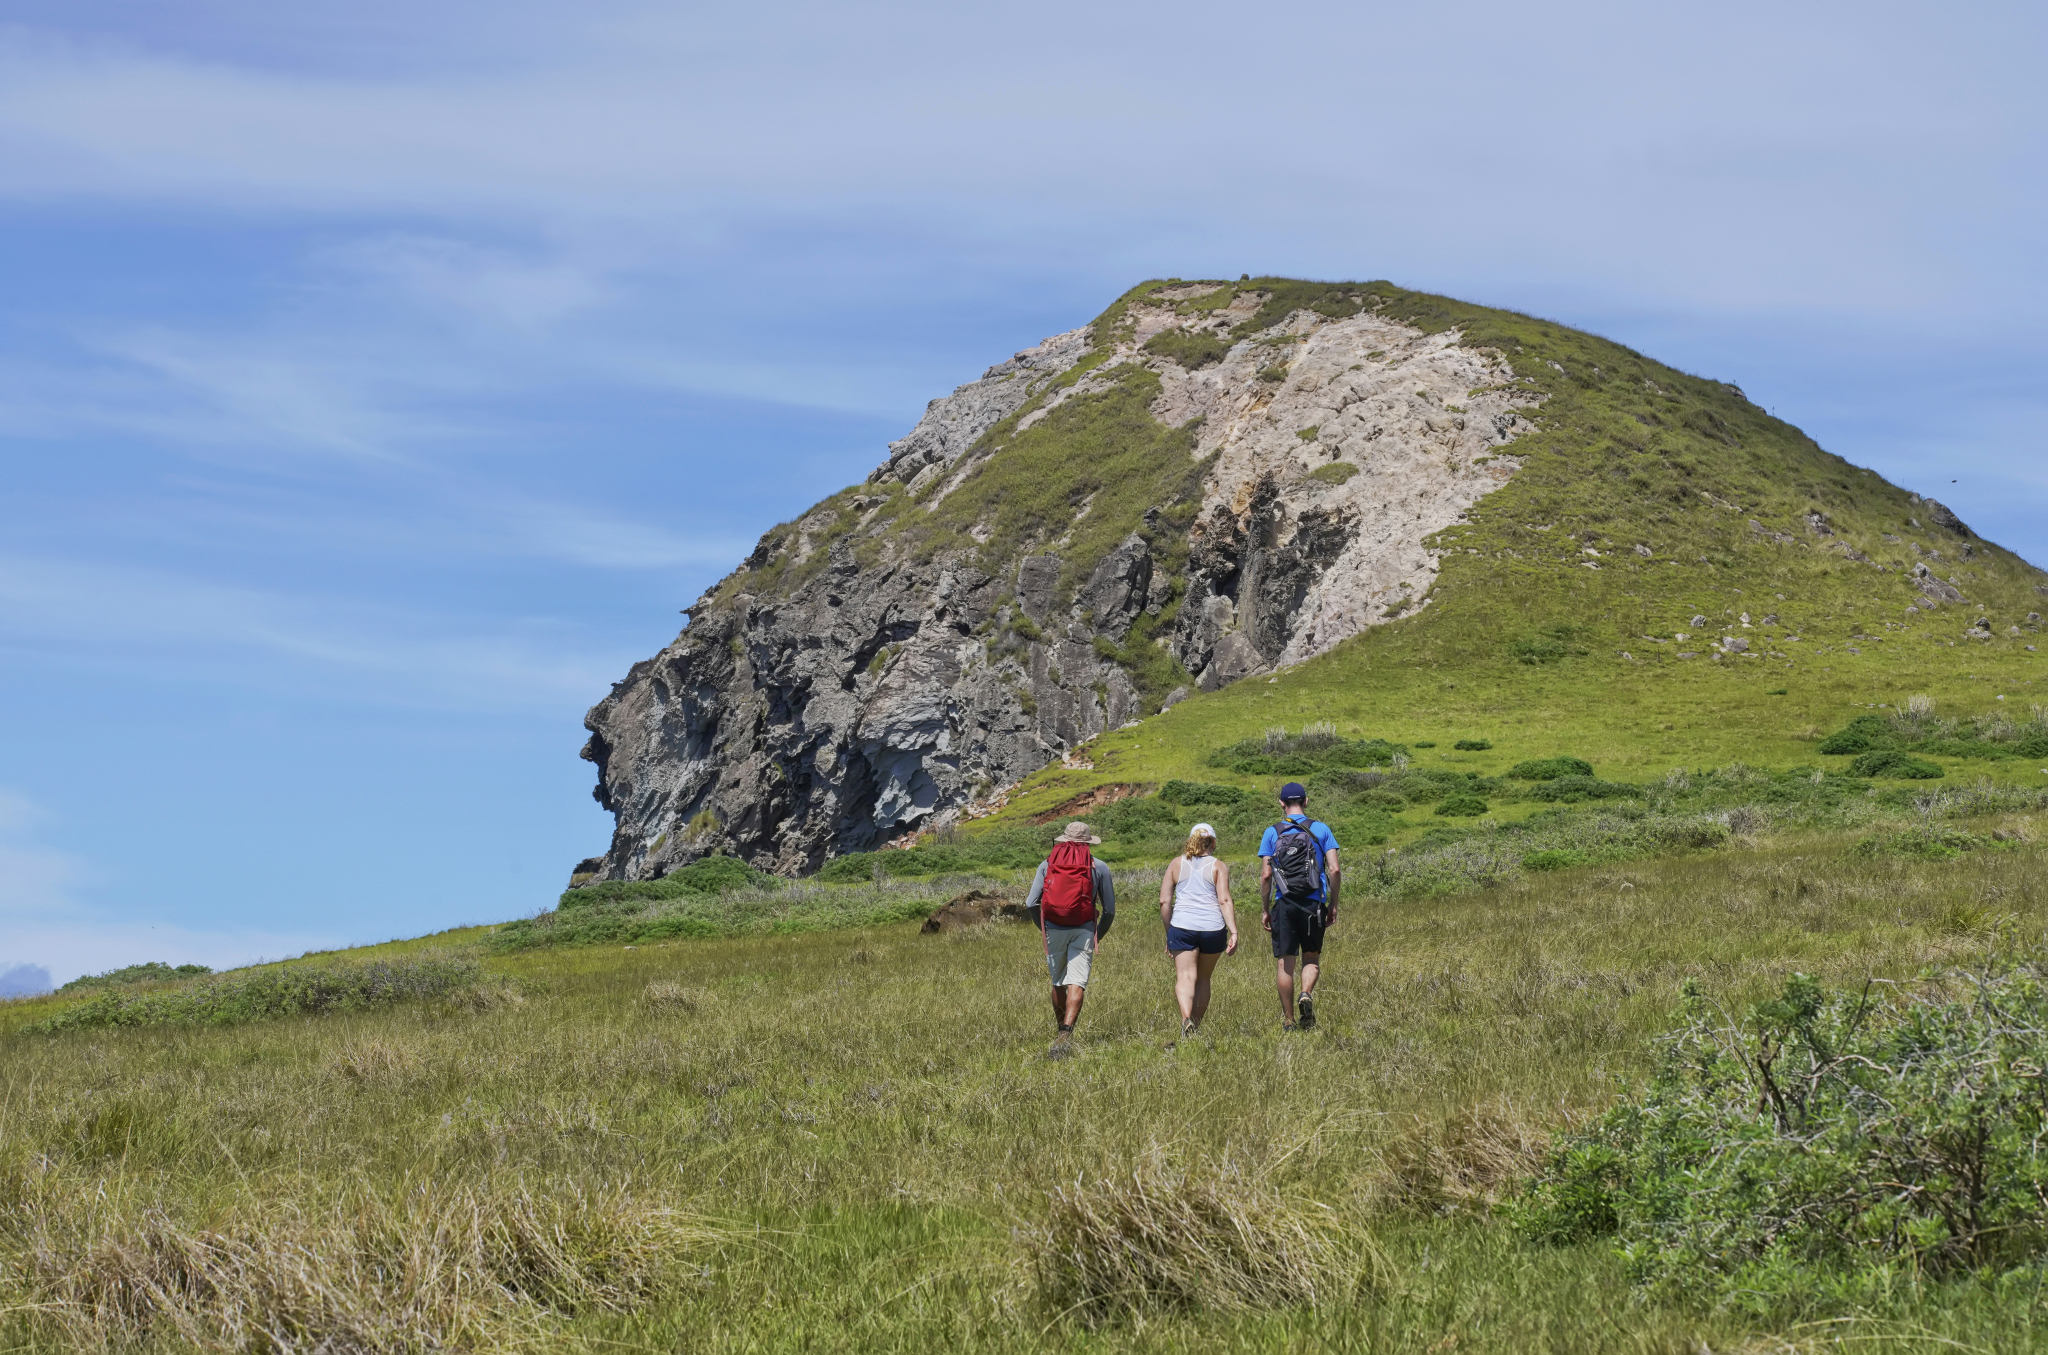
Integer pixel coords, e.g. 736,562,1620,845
1269,820,1324,901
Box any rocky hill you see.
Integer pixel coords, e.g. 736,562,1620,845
573,279,2046,882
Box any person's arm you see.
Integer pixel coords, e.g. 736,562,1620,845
1093,860,1116,940
1023,860,1048,926
1323,848,1342,924
1259,856,1275,930
1217,860,1240,955
1159,857,1179,944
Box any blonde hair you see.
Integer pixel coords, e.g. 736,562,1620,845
1182,827,1217,859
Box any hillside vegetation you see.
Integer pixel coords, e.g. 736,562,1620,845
6,811,2048,1351
972,278,2045,828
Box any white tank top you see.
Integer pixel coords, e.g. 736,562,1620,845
1170,855,1225,931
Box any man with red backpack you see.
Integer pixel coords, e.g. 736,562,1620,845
1258,782,1340,1032
1024,820,1118,1057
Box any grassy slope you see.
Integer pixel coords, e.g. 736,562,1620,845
987,280,2048,827
7,822,2048,1351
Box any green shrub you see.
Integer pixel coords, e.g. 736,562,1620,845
1140,327,1229,370
1435,795,1489,817
1847,748,1944,779
1411,740,1437,748
814,829,1050,883
1817,714,1893,755
1525,775,1639,804
1452,739,1492,752
1523,849,1584,871
1509,624,1588,665
1507,757,1596,781
1306,462,1358,487
1207,729,1407,776
1851,826,1995,859
1513,962,2048,1313
1256,365,1289,383
562,855,780,911
57,962,211,993
23,957,483,1034
1160,780,1253,808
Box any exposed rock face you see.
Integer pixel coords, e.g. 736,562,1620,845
577,284,1539,881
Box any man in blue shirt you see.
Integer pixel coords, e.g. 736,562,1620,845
1258,782,1340,1031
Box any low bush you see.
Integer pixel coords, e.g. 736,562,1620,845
1524,775,1639,803
563,855,781,910
57,962,211,993
1435,795,1490,817
1851,826,1998,860
22,957,484,1034
1514,960,2048,1315
1522,849,1584,871
1141,327,1229,370
1848,749,1944,779
1205,727,1407,777
1509,624,1588,666
1453,739,1492,751
1159,780,1253,808
1818,713,1894,755
1507,757,1596,781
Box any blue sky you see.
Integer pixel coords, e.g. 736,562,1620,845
2,0,2043,986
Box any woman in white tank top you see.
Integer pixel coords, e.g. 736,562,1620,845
1157,823,1238,1038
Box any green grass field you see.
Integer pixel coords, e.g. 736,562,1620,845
7,805,2048,1352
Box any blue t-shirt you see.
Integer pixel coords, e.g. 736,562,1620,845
1258,815,1340,902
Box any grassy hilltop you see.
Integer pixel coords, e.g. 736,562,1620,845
976,279,2047,832
8,281,2048,1353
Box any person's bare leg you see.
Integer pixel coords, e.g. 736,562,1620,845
1174,950,1200,1024
1050,984,1065,1028
1275,955,1298,1023
1300,954,1321,999
1063,985,1086,1027
1192,951,1222,1024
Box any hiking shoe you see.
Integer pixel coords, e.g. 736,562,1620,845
1298,997,1317,1031
1181,1018,1197,1039
1281,1020,1298,1033
1048,1028,1074,1059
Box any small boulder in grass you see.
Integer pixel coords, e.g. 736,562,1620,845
922,890,1029,933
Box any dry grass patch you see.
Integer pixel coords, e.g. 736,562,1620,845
2,1171,730,1353
1025,1162,1387,1325
640,981,703,1014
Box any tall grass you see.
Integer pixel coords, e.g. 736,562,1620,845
5,816,2048,1350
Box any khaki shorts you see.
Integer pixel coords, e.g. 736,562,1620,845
1044,924,1095,987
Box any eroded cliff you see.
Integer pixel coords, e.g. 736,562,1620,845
575,279,1541,880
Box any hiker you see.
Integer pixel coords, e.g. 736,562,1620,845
1024,820,1117,1056
1157,821,1238,1038
1258,782,1340,1031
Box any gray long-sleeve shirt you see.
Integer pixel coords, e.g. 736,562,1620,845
1023,857,1116,938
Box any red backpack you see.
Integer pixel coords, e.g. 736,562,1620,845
1040,841,1096,927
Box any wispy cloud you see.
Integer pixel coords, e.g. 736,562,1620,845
0,552,633,710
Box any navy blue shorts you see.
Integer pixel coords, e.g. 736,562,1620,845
1166,925,1229,954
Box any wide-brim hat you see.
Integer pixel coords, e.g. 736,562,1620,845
1057,820,1102,844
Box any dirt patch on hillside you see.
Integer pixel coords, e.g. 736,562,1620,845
1030,783,1156,825
921,890,1029,933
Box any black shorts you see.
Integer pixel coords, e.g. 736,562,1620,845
1269,899,1326,958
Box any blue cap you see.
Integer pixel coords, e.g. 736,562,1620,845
1279,782,1308,801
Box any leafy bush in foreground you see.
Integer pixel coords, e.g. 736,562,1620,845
22,957,483,1034
1514,959,2048,1315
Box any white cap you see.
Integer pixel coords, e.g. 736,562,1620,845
1190,822,1216,838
